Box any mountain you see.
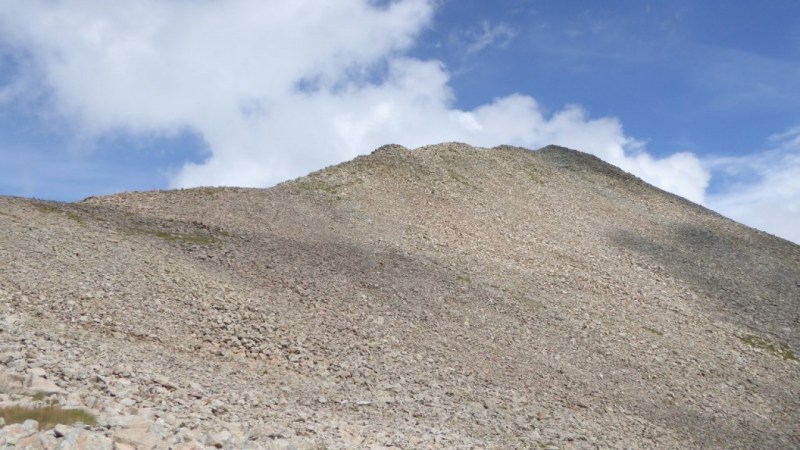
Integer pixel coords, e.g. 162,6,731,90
1,142,798,449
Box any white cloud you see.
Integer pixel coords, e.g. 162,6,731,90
465,21,517,54
707,128,800,244
0,1,709,208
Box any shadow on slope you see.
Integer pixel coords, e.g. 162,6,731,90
611,222,800,351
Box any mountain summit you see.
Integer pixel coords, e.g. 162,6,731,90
1,143,798,448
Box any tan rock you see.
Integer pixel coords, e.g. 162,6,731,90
111,426,160,450
0,371,24,393
26,375,64,395
172,441,205,450
58,429,114,450
0,420,39,445
53,424,73,438
14,433,48,450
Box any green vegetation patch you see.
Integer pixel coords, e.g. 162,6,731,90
445,168,484,192
0,406,97,429
642,326,664,336
32,203,62,214
738,334,797,361
131,228,218,245
64,211,84,224
297,180,339,194
150,230,217,245
502,287,544,310
295,177,364,200
32,203,84,224
525,168,547,184
446,168,469,185
193,187,220,196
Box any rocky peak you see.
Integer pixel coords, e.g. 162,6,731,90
1,142,798,449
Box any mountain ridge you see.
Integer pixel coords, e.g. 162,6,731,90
1,142,798,449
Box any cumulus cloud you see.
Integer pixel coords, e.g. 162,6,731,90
706,128,800,244
0,1,709,205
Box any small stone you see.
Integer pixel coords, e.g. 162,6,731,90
112,425,160,450
28,367,47,378
210,400,228,416
112,364,131,377
148,418,169,438
118,397,137,407
22,419,39,433
173,441,205,450
384,383,402,393
27,376,64,394
151,375,176,390
84,395,100,409
8,359,27,372
0,372,23,393
53,424,73,438
71,430,114,449
206,430,232,448
0,353,14,365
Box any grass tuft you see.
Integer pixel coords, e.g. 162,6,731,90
64,211,84,224
297,180,339,194
32,203,61,214
446,169,469,185
525,168,547,184
642,326,664,336
0,406,97,429
738,334,797,361
150,230,216,245
445,169,483,192
32,203,84,223
130,228,217,245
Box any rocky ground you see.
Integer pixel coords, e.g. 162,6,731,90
1,143,798,449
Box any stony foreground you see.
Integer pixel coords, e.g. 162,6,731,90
1,143,799,449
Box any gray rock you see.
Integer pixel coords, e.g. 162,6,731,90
0,419,39,445
53,424,73,438
206,429,233,448
56,428,114,450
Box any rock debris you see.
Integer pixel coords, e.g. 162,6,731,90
1,143,798,449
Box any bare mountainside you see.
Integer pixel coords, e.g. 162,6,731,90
1,143,798,449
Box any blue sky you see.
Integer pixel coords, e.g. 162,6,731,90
0,1,798,243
